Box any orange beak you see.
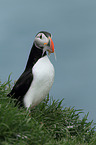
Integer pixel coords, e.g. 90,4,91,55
44,37,54,53
49,37,54,53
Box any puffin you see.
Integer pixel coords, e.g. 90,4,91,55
7,31,55,108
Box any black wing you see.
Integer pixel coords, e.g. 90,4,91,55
7,69,33,106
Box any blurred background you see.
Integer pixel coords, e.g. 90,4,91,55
0,0,96,123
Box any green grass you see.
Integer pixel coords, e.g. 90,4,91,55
0,76,96,145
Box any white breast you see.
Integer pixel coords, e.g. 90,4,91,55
24,55,55,108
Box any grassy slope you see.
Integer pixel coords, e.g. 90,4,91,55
0,77,96,145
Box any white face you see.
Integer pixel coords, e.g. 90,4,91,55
34,33,49,48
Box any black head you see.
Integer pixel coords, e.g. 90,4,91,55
36,31,52,38
34,31,54,55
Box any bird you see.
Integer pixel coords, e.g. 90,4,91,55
7,31,55,109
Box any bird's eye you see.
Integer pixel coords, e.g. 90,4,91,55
40,35,42,39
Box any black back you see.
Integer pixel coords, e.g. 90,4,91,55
7,43,46,107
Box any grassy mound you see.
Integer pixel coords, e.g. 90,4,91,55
0,77,96,145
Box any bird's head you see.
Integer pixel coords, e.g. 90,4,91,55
34,31,54,56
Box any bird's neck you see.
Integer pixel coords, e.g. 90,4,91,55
25,43,46,70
